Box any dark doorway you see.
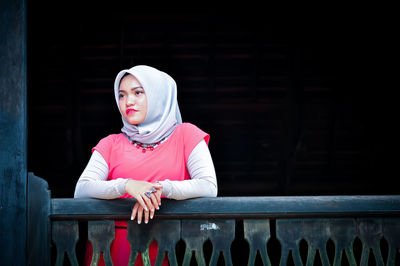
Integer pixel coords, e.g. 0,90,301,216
27,4,394,197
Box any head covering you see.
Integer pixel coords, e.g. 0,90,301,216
114,65,182,144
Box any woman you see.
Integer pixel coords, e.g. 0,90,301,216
74,65,218,265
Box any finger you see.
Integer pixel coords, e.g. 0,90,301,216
150,193,159,211
142,192,154,213
144,206,150,224
135,195,148,212
131,203,139,221
151,188,161,206
149,195,156,219
137,205,143,224
152,184,162,206
153,189,162,206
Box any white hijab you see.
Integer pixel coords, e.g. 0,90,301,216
114,65,182,144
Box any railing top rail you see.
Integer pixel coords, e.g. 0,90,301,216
50,195,400,220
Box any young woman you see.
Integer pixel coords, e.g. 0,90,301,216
74,65,218,265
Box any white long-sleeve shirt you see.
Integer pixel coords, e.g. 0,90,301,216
74,139,217,200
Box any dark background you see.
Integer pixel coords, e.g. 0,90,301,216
27,4,396,198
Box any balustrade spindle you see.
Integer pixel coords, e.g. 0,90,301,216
243,219,271,266
52,221,79,266
127,221,155,265
301,219,331,265
330,219,357,266
276,219,304,265
181,220,235,266
88,220,115,266
152,220,181,266
206,220,235,266
383,218,400,266
127,220,180,266
358,218,385,266
181,220,211,266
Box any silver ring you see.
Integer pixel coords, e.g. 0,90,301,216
145,192,152,199
150,187,157,193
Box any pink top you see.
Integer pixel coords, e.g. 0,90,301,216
92,123,209,198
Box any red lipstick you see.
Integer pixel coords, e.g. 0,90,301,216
126,108,138,115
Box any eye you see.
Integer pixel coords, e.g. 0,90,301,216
118,93,125,99
135,90,144,96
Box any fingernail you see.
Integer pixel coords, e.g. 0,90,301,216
145,220,148,224
150,215,153,219
138,220,141,224
131,216,134,221
156,207,159,210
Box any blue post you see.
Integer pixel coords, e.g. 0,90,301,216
0,0,27,265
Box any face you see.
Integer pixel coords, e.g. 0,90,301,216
118,74,148,125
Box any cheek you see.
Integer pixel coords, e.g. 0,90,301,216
140,97,148,110
119,101,127,116
118,99,124,109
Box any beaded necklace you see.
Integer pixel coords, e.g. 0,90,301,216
132,137,167,153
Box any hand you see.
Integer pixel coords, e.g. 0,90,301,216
125,180,162,223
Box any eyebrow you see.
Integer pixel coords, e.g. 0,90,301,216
119,86,144,93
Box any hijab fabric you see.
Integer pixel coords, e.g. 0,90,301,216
114,65,182,144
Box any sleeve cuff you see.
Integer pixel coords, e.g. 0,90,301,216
116,178,129,196
159,180,172,198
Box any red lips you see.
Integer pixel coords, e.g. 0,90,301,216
126,108,138,115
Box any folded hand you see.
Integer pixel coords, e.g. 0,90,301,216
125,180,162,224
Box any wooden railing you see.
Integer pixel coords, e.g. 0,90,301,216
27,173,400,265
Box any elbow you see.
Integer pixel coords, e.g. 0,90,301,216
205,176,218,197
212,186,218,197
73,186,82,198
73,182,87,198
210,190,217,198
207,183,218,197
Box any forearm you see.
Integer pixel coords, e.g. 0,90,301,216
74,151,128,199
74,177,127,199
160,177,217,200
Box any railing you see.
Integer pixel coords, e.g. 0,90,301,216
27,174,400,265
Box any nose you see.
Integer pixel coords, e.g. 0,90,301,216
126,94,136,106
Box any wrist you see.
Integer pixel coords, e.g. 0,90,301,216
124,179,134,192
118,179,130,195
159,180,171,197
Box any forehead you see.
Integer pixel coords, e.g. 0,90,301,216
119,74,142,89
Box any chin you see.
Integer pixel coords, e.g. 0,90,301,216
128,119,142,125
